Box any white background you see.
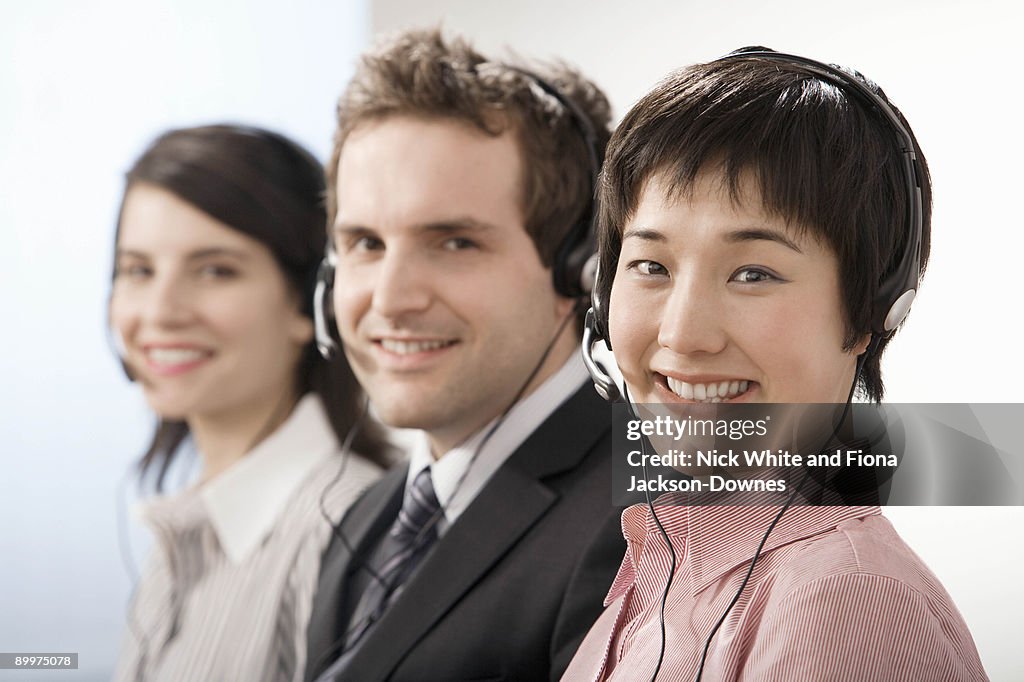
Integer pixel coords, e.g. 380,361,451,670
1,0,1021,679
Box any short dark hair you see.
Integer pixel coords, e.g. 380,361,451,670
596,53,932,401
327,28,613,330
113,124,390,489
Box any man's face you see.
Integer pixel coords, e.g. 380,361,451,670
332,116,575,455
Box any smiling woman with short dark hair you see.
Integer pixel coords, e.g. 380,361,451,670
565,50,987,681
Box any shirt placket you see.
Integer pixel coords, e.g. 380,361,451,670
615,533,686,667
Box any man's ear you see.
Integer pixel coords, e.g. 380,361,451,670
554,294,576,320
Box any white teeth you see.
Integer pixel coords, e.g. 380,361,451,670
146,348,206,365
665,377,694,399
380,339,451,355
664,377,752,403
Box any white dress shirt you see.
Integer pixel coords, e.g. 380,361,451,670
403,353,590,534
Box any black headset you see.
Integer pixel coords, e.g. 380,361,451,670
520,68,603,301
581,47,925,408
314,67,603,360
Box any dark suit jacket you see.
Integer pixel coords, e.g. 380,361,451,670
305,383,625,681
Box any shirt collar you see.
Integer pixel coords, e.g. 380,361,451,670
141,394,339,564
404,353,590,528
606,498,880,603
685,503,880,593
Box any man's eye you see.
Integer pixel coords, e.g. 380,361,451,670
442,237,478,251
730,267,779,284
628,260,668,276
352,236,384,252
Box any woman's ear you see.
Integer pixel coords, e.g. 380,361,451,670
286,284,317,346
852,332,873,356
291,313,316,346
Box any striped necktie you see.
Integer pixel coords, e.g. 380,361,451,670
337,467,441,663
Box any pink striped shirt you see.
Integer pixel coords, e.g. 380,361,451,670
562,502,987,681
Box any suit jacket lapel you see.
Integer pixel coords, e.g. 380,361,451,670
342,384,612,680
347,464,556,679
307,466,407,680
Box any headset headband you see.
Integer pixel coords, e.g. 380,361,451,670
720,49,924,336
508,67,602,299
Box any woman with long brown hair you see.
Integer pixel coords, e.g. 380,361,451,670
110,124,388,682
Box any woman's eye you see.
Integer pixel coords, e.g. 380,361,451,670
629,260,668,276
199,264,238,279
731,267,779,284
116,263,152,279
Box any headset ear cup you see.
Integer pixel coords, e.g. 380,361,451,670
553,217,597,299
582,308,620,402
590,260,612,351
578,252,598,297
313,255,340,359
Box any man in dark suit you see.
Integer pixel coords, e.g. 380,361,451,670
304,28,624,682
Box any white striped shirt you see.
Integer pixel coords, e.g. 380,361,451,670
114,395,381,682
562,502,988,681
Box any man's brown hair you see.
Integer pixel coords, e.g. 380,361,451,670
327,28,612,324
